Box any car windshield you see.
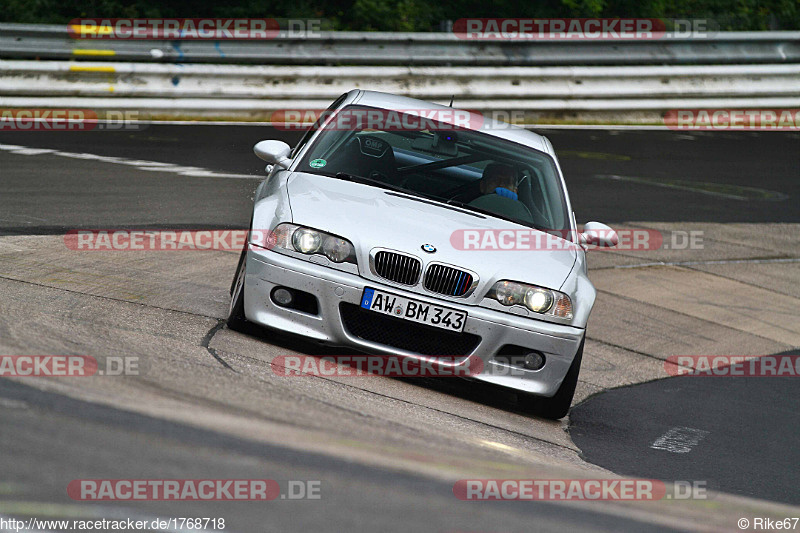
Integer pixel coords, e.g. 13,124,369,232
295,105,571,233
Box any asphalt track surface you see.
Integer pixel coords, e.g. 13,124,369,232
1,126,798,233
571,349,800,506
0,125,798,531
0,378,679,533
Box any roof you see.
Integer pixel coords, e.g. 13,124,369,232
350,90,550,153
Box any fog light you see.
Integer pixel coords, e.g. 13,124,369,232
523,352,545,370
272,287,294,306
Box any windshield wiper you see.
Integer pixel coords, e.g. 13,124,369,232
445,198,547,231
332,172,437,200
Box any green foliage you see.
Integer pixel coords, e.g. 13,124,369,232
0,0,796,29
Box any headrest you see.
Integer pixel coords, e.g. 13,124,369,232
356,136,390,158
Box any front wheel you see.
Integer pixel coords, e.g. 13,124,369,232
227,248,248,331
518,338,584,420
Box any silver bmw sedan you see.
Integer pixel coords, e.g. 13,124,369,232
228,89,618,419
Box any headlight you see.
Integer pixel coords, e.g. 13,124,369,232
524,288,553,313
322,236,353,263
267,223,356,264
292,228,322,254
487,280,573,320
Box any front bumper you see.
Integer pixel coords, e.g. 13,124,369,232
243,247,585,396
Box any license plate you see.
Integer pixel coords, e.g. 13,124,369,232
360,288,467,332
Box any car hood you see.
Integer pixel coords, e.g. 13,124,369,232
287,172,577,301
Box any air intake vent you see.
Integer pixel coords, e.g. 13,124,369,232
373,251,421,286
424,264,474,297
340,303,481,356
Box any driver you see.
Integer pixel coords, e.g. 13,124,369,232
479,163,518,200
449,162,519,203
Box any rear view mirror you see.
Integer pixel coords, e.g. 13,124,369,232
411,132,458,156
254,140,292,169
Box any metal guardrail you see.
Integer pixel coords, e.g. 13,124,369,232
2,61,799,101
1,23,799,65
1,24,799,122
1,60,799,122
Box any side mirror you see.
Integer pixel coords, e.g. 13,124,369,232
254,140,292,169
580,222,618,248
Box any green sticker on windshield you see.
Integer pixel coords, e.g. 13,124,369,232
309,159,327,168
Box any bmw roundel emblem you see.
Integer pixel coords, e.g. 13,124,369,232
421,244,436,253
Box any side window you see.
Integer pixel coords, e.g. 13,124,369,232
290,93,348,158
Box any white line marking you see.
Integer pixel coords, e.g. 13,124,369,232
4,148,57,156
0,214,47,224
0,143,260,180
596,174,788,201
613,257,800,269
0,398,28,409
651,426,709,453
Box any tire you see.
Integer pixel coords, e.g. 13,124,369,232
519,338,584,420
227,248,248,331
230,246,247,295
